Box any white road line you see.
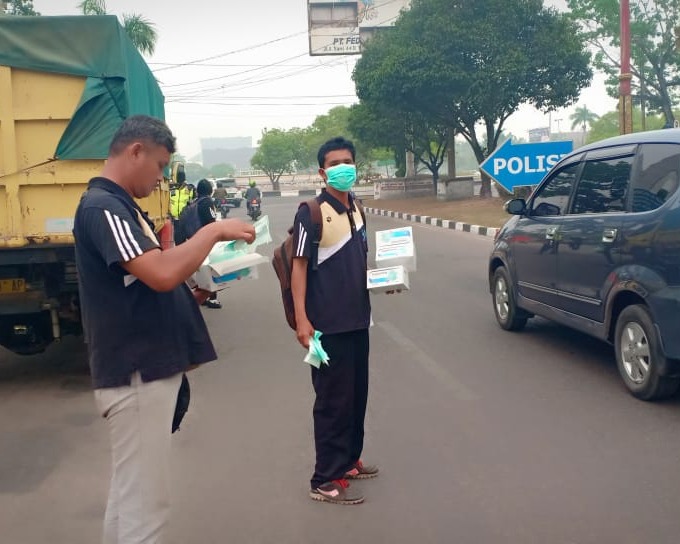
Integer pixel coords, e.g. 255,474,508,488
376,321,478,401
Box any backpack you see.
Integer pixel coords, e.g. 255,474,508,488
176,196,211,243
272,196,366,330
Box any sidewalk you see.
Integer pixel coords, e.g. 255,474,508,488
263,188,503,239
363,206,500,238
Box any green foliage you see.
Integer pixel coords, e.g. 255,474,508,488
300,106,386,178
2,0,39,15
121,13,157,56
586,108,670,144
78,0,156,55
353,0,592,197
251,129,301,190
568,0,680,125
570,105,600,132
78,0,105,15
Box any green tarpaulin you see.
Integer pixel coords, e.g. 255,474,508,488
0,15,165,159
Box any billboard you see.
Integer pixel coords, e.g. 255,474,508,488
307,0,410,56
528,127,551,143
308,1,361,56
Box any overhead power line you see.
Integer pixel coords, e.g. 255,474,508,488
150,31,308,73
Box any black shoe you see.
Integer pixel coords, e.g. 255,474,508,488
202,299,222,309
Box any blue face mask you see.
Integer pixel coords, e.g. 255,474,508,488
325,164,357,192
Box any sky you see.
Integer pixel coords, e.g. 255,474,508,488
34,0,616,160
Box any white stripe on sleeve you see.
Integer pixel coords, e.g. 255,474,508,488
112,214,136,259
122,218,143,256
104,210,132,261
296,223,307,257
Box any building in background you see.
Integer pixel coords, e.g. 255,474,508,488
200,137,255,170
528,127,586,148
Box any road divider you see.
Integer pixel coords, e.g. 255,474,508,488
363,207,500,239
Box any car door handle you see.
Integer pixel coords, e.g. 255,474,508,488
602,228,618,243
545,226,559,241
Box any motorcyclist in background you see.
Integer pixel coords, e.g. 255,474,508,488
244,180,261,215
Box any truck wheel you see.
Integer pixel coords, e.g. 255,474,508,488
615,304,679,401
492,267,527,332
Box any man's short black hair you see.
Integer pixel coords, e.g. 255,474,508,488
317,137,356,169
109,115,176,156
197,179,213,197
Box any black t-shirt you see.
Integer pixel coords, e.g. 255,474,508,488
292,190,371,334
197,196,217,226
73,177,217,389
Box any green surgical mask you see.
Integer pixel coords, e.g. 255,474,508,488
325,164,357,192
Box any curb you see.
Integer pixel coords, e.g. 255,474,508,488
364,207,499,239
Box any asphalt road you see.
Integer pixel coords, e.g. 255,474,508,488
2,198,680,544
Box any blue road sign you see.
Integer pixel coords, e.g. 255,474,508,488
479,139,574,192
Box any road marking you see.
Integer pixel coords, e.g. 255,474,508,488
376,321,477,401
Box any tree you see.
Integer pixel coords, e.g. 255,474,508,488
570,105,600,134
207,163,236,178
354,0,592,198
301,106,385,179
251,129,300,191
586,108,668,144
568,0,680,126
78,0,157,55
349,102,448,189
1,0,39,15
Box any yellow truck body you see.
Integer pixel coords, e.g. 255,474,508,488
0,67,169,248
0,16,171,355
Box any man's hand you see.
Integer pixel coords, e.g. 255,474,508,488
192,288,213,305
216,219,256,244
296,316,315,349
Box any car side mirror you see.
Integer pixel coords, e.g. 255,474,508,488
505,198,527,215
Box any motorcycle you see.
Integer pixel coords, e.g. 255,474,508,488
215,197,231,219
247,198,262,221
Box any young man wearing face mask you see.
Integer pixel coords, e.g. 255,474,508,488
291,137,378,505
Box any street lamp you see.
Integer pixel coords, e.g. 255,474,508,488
619,0,633,134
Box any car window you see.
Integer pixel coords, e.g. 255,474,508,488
530,163,580,217
571,156,633,214
632,144,680,213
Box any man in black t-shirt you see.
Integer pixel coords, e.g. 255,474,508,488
73,115,255,543
291,137,378,506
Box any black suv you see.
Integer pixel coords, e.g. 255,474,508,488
489,129,680,400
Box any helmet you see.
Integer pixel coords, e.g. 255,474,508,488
249,180,256,187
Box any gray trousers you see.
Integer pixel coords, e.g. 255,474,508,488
95,372,182,544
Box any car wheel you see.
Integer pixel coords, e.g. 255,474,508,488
492,267,528,332
615,304,679,401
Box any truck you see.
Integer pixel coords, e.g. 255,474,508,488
0,16,171,355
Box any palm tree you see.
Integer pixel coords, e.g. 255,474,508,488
570,105,600,135
78,0,157,56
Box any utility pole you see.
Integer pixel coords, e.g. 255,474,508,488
619,0,633,134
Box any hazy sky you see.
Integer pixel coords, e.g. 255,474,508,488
34,0,614,159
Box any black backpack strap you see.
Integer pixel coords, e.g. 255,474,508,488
299,198,323,271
